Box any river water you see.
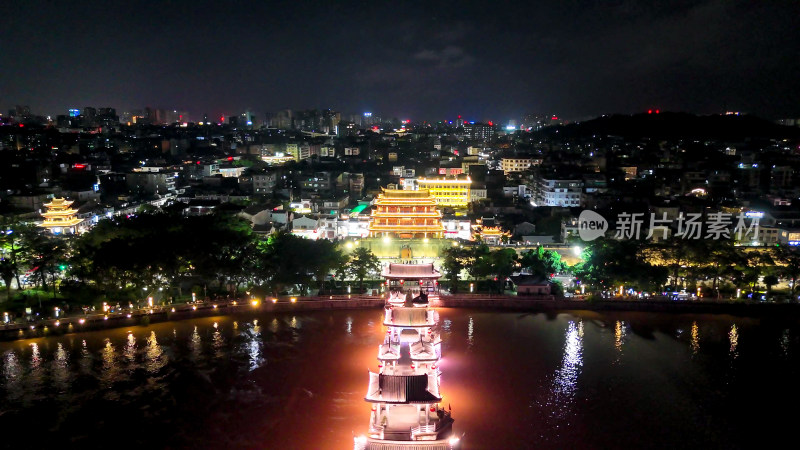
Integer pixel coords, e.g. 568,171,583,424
0,308,798,449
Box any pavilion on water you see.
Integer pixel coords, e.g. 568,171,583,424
354,263,459,450
39,198,82,234
382,263,441,305
368,188,444,239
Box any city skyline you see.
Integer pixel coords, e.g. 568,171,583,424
2,0,799,121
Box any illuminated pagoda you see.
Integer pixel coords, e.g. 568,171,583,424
382,263,441,306
40,197,83,234
355,263,459,450
369,188,444,239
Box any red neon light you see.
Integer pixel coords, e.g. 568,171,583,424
648,110,652,114
74,164,86,169
656,109,660,114
551,116,558,120
488,121,493,126
227,156,233,161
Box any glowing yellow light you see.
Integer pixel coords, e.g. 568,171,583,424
272,298,277,303
213,304,217,309
54,320,60,327
291,297,297,303
192,305,197,310
252,300,259,306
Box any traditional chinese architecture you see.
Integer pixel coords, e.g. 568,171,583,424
472,217,510,245
355,263,459,450
40,197,83,234
382,263,441,305
477,226,510,245
368,189,444,239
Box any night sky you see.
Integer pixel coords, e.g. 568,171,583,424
1,0,798,121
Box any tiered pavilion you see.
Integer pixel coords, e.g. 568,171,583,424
355,263,459,450
39,198,83,234
368,188,444,239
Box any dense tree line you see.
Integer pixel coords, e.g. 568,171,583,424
0,212,384,312
576,238,800,299
441,244,566,293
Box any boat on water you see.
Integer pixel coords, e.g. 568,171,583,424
355,263,460,450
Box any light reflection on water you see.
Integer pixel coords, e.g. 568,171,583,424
52,342,70,394
614,320,626,354
467,316,474,350
145,331,167,373
3,350,22,402
79,339,92,374
691,321,700,356
246,320,264,371
781,329,791,357
729,324,739,358
212,324,225,359
189,326,202,362
552,321,584,407
100,339,120,397
0,310,797,449
124,332,137,366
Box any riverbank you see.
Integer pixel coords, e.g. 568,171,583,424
436,295,800,316
2,294,799,341
0,296,385,341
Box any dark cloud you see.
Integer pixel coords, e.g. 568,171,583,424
0,0,797,121
413,46,476,68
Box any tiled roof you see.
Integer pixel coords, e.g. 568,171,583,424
383,263,441,279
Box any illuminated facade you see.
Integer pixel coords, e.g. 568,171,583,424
501,157,534,174
416,178,471,208
477,226,509,245
354,264,459,449
369,189,444,239
40,197,82,234
473,218,510,245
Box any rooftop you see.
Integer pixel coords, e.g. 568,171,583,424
382,263,441,280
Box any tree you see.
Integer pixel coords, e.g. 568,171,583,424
308,239,347,294
489,248,519,293
440,246,470,292
775,246,800,298
0,258,15,299
346,247,381,293
574,238,665,294
519,247,566,279
257,231,314,296
763,274,779,297
470,247,518,293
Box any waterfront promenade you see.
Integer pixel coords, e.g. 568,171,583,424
2,294,798,341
